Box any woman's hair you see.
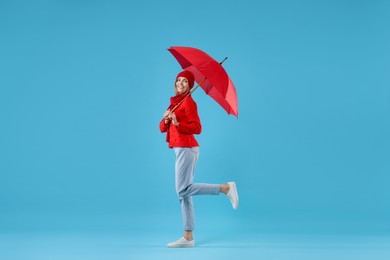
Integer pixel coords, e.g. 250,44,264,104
174,81,179,95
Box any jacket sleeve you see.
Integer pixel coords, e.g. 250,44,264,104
176,100,202,135
159,118,170,133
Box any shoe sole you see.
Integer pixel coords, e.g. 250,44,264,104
167,244,195,248
167,243,195,248
229,181,239,209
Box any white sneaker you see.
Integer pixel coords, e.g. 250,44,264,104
226,181,239,209
167,237,195,248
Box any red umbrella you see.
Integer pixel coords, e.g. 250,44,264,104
168,46,238,117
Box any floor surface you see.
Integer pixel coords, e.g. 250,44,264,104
1,231,389,260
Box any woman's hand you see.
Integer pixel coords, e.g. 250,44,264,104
163,110,178,126
163,110,171,124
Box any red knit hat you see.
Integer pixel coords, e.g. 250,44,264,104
176,71,195,89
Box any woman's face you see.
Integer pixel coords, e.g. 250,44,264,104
176,77,190,94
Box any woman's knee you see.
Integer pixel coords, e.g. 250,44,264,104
177,184,192,198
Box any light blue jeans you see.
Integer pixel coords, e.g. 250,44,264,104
173,147,220,231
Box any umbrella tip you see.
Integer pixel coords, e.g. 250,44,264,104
220,57,228,65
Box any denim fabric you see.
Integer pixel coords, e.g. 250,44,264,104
173,147,220,231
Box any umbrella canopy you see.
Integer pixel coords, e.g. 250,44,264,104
168,46,238,117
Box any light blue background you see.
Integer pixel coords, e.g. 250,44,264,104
1,0,389,259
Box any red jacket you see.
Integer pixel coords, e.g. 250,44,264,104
160,96,202,148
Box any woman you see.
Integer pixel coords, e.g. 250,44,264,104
159,70,239,248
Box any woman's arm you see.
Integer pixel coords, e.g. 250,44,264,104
159,118,170,132
159,110,171,133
